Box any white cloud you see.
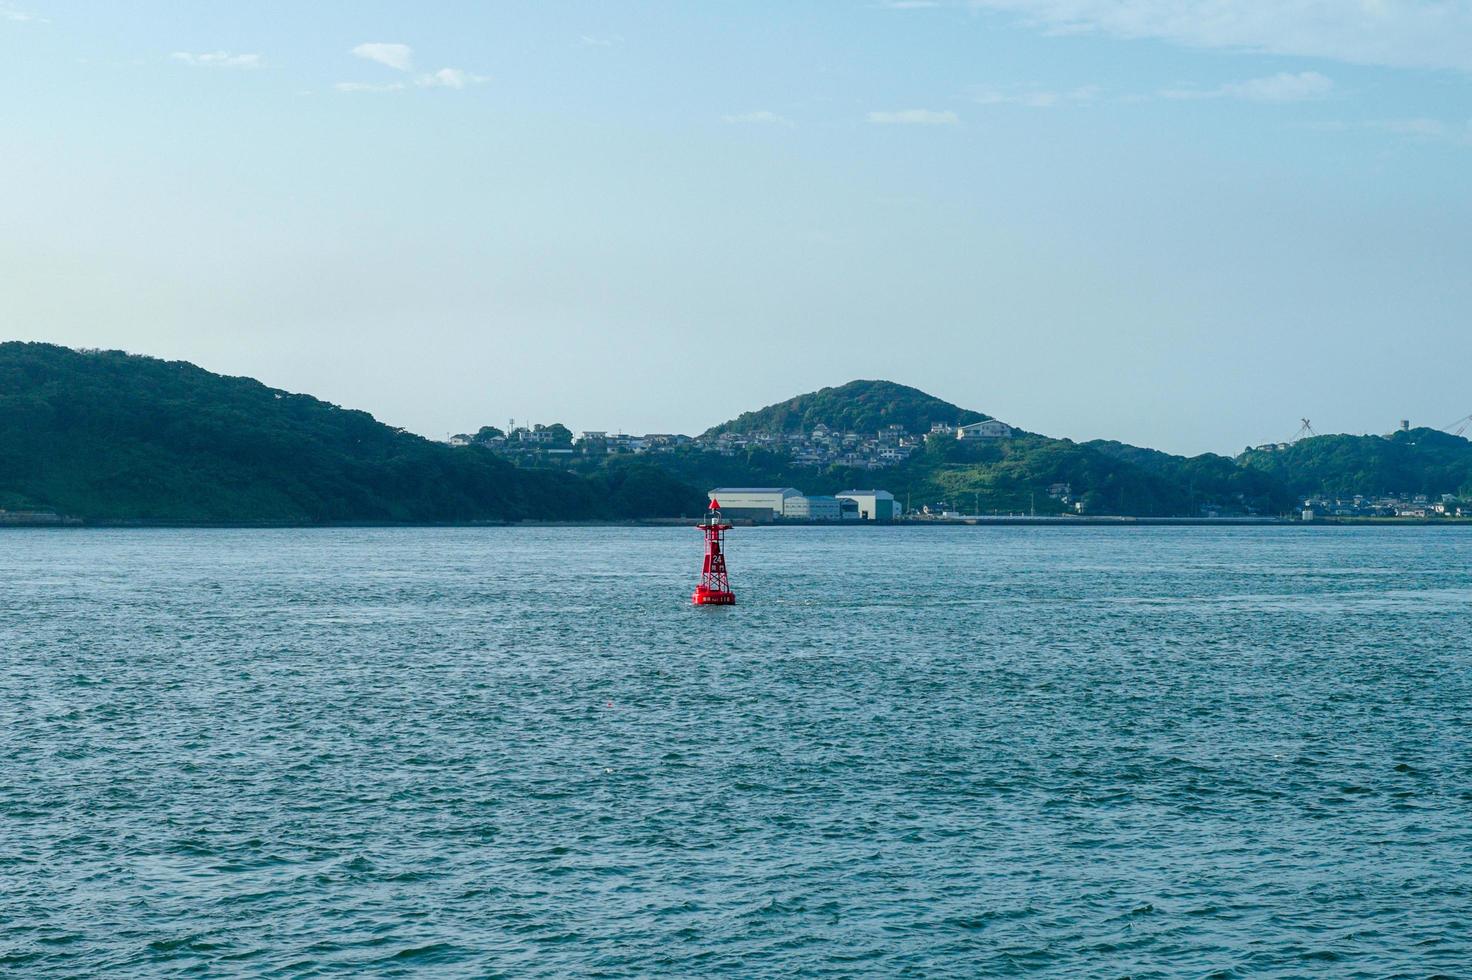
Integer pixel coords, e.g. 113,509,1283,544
1,4,47,23
971,84,1099,107
1306,116,1472,146
170,51,262,70
1162,70,1332,102
416,68,487,89
577,34,623,47
965,1,1472,74
1369,117,1472,144
334,81,406,93
867,109,960,125
1222,70,1333,101
722,110,796,127
352,42,414,72
341,43,486,93
335,69,487,94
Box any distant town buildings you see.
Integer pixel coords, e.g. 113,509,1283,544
1299,492,1469,519
451,416,1015,471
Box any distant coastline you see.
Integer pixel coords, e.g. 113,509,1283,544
6,345,1472,526
7,515,1472,530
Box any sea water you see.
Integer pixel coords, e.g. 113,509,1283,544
2,526,1470,976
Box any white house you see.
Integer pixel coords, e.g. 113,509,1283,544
957,420,1013,440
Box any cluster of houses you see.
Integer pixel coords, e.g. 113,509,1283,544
448,424,694,459
451,418,1014,471
701,419,1012,469
1300,493,1469,519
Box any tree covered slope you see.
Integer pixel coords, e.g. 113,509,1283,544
693,381,1292,515
7,344,1468,522
0,343,701,522
704,380,989,436
1238,428,1472,498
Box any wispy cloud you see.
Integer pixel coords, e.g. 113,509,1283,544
964,1,1472,74
339,43,487,93
577,34,623,48
334,81,406,93
1307,116,1472,147
873,0,942,8
723,110,795,128
0,4,47,23
352,42,414,72
868,108,960,125
1369,117,1472,145
970,84,1099,108
418,67,486,89
1161,70,1332,103
170,51,262,70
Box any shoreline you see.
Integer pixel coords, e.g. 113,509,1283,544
4,516,1471,530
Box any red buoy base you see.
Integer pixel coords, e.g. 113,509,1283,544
692,586,736,606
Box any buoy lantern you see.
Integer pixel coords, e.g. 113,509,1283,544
692,498,736,605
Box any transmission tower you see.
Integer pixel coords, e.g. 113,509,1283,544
1290,418,1316,443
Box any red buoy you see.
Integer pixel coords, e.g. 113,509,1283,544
692,498,736,605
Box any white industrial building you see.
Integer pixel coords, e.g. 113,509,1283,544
957,420,1013,440
836,489,898,521
782,495,842,521
709,487,801,522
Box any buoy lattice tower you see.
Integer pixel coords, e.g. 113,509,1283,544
692,498,736,605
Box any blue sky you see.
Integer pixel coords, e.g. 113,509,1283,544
3,1,1470,454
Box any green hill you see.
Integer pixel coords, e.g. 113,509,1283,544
1086,440,1289,513
688,380,1293,515
9,346,1468,523
652,431,1289,517
1238,428,1472,498
0,343,702,523
704,380,988,436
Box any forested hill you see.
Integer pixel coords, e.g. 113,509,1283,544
692,379,1472,514
1239,428,1472,498
704,380,989,436
6,344,1468,523
0,343,702,523
694,380,1290,515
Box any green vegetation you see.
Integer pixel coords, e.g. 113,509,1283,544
1239,428,1472,498
0,343,703,523
629,433,1291,517
704,380,988,436
680,381,1295,516
7,346,1469,523
673,381,1469,516
1086,440,1290,514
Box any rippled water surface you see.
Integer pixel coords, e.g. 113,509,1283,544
3,526,1472,976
